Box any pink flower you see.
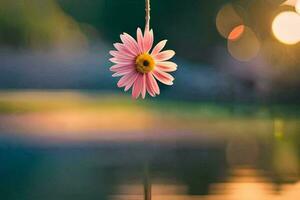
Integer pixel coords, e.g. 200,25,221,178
109,27,177,99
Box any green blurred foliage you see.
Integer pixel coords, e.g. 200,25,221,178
0,0,229,61
58,0,228,61
1,0,300,66
0,0,86,48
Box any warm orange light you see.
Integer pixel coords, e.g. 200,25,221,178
272,11,300,45
227,26,260,61
228,25,245,41
283,0,297,7
216,4,244,39
296,0,300,13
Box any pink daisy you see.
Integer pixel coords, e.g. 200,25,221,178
109,27,177,99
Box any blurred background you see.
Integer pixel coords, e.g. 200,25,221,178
1,0,300,199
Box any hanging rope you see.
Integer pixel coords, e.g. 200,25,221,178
145,0,151,30
144,2,151,198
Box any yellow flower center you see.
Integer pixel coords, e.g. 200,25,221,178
135,53,155,73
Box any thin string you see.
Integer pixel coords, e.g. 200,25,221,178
144,2,151,199
145,0,150,30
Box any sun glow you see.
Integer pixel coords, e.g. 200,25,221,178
296,0,300,13
272,11,300,45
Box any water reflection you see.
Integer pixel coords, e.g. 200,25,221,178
1,140,300,199
111,168,277,200
0,91,300,199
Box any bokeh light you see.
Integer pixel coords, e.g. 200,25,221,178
216,4,244,39
296,0,300,13
283,0,298,7
227,26,260,61
228,25,245,41
272,11,300,45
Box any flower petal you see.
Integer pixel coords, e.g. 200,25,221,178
141,74,147,99
148,72,160,95
124,73,139,91
143,29,154,53
146,84,155,97
123,33,140,52
120,34,139,55
152,69,174,85
137,28,144,53
109,54,134,62
117,71,137,88
109,57,134,65
132,74,143,99
156,61,177,72
146,73,156,96
112,68,135,77
110,64,134,72
109,50,135,59
154,50,175,62
113,43,135,57
151,40,167,56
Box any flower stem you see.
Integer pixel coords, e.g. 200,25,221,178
145,0,150,30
